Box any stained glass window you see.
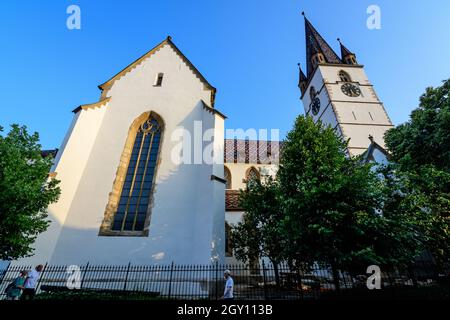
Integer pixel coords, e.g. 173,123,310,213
112,115,162,232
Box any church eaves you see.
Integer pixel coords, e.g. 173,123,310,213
98,36,217,106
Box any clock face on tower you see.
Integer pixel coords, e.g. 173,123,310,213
311,97,321,116
341,83,361,97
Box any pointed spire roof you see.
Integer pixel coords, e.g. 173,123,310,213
302,12,341,76
337,38,355,59
298,63,307,84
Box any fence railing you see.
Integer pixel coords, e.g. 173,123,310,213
1,261,448,300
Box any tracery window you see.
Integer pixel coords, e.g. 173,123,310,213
111,115,162,232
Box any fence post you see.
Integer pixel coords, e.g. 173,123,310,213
168,262,174,299
80,262,89,290
262,260,268,300
215,261,219,300
36,262,48,294
123,262,131,291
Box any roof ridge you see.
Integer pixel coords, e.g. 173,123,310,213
304,16,342,75
98,36,216,105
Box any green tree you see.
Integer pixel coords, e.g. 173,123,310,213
277,116,419,286
385,79,450,266
385,79,450,172
0,125,60,260
232,177,286,284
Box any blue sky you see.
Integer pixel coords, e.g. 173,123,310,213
1,0,449,148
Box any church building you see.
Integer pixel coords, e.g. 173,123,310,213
17,15,393,266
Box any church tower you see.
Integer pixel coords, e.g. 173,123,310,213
298,14,393,156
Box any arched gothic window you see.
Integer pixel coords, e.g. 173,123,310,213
100,111,163,236
339,70,351,82
246,167,260,183
224,166,232,190
310,86,316,100
112,115,162,232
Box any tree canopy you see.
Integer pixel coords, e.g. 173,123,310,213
385,79,450,266
0,125,60,260
233,116,421,277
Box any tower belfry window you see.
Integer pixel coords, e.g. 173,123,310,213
311,53,325,69
339,70,351,82
310,86,317,99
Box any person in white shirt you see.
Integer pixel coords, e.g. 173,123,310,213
20,264,44,300
221,270,234,300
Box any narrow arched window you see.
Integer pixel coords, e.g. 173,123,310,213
339,70,351,82
111,115,162,232
246,167,260,183
224,166,232,190
310,86,316,100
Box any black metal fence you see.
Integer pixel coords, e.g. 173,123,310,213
1,262,449,300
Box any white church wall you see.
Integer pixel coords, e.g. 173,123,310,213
225,211,244,264
210,113,226,263
326,83,379,103
341,124,390,151
317,102,339,129
17,105,108,267
17,43,222,266
332,101,391,125
318,65,371,86
301,64,393,157
301,68,325,117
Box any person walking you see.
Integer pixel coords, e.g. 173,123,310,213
20,264,44,300
221,269,234,300
4,270,27,300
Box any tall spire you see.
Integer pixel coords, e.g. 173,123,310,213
337,38,357,64
302,12,341,76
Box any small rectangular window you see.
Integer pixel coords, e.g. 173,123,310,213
155,73,164,86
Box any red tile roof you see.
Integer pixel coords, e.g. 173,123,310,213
224,139,281,164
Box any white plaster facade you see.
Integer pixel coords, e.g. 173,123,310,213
301,64,393,156
16,38,225,266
